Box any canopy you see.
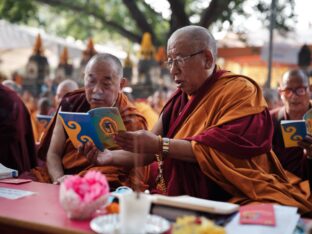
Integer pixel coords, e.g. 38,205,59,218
0,20,126,77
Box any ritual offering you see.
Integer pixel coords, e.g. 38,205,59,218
59,171,109,220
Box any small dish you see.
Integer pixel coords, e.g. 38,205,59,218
90,214,170,234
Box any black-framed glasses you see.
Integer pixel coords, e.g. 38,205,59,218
165,49,204,69
279,87,308,97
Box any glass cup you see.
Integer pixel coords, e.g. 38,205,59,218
119,192,152,234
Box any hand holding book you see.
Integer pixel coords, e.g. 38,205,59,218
280,108,312,148
58,107,126,151
79,142,114,166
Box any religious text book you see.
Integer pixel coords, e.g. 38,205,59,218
36,114,53,128
280,108,312,148
58,107,126,151
0,163,18,180
150,194,239,222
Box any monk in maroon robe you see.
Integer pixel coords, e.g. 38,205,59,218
83,26,312,215
0,84,37,173
271,69,311,179
33,53,148,191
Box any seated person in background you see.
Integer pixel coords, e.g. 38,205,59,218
123,88,158,130
262,87,281,110
2,79,22,95
82,26,312,216
34,97,55,142
21,90,41,142
270,69,311,179
0,83,37,173
298,135,312,192
54,79,79,107
36,53,148,190
37,97,54,116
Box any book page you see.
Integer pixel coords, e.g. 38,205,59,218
0,187,35,199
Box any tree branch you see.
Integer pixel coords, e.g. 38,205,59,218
121,0,159,45
167,0,190,27
34,0,142,43
199,0,233,28
141,0,163,19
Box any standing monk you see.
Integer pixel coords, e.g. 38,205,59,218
82,26,312,215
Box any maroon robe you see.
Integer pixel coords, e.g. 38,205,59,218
0,84,37,173
270,106,309,179
149,68,272,200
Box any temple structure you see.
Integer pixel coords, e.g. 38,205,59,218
24,34,49,97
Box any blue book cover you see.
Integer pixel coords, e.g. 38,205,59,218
304,108,312,136
36,114,53,128
280,108,312,148
58,107,126,151
281,120,306,148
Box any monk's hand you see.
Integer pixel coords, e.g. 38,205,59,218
78,141,100,163
114,130,160,154
298,135,312,158
84,145,113,166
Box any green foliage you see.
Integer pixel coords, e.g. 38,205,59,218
0,0,298,45
0,0,37,23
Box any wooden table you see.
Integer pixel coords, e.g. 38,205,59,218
0,181,94,234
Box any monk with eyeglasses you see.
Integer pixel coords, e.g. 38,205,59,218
271,69,311,179
82,26,312,216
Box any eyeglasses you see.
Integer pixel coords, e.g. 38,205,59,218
165,49,204,69
279,87,308,97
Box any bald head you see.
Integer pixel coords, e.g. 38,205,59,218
85,53,123,78
281,69,309,88
166,26,217,95
279,69,310,117
168,25,217,62
55,79,79,106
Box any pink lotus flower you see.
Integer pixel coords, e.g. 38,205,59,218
60,171,110,220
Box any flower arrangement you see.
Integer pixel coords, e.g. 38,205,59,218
59,171,109,220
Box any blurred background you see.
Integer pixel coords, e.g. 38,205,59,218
0,0,311,99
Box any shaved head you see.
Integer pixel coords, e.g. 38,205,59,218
279,69,310,117
168,25,217,62
281,69,309,88
85,53,123,79
166,25,218,95
55,79,79,106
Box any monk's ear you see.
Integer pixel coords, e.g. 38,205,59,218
119,78,126,90
203,50,213,69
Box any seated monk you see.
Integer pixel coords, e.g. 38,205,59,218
54,79,79,108
270,69,311,179
82,26,312,216
0,83,37,173
34,53,148,190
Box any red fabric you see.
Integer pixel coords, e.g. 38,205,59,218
150,67,272,198
187,109,273,158
0,84,37,173
149,68,232,200
162,67,226,137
